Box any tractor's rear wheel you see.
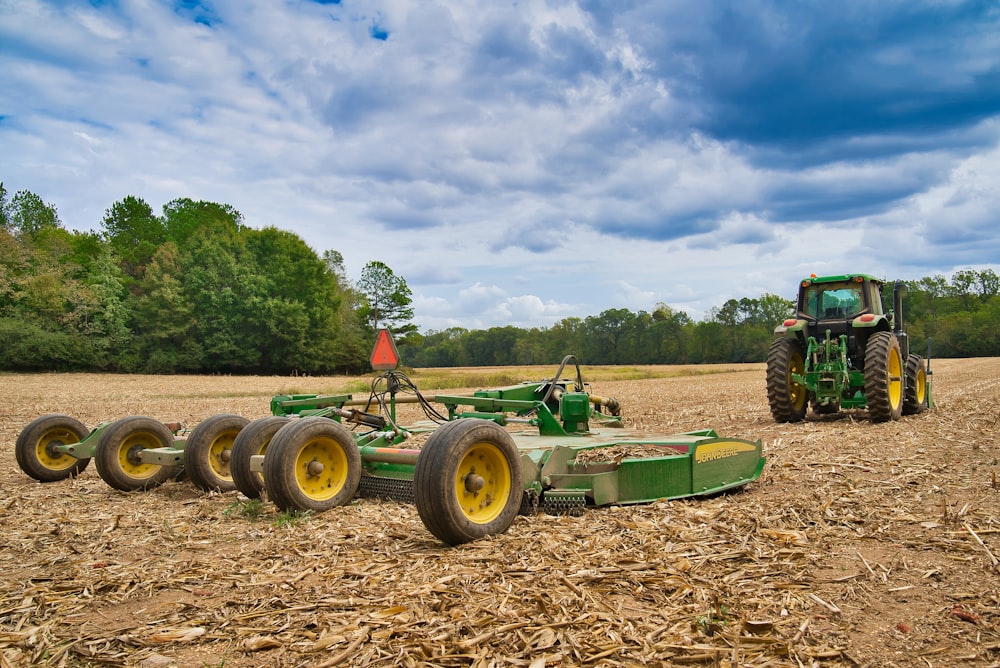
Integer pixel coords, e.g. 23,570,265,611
262,417,361,513
766,337,808,422
231,416,289,499
902,354,928,415
864,331,904,422
16,414,91,482
94,416,179,491
414,419,523,545
183,414,249,492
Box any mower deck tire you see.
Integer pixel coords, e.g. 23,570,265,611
184,414,249,492
262,417,361,513
94,416,179,491
414,419,523,545
231,416,289,499
16,414,91,482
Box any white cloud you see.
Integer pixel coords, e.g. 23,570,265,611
1,0,999,332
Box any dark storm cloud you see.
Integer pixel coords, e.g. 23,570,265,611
604,2,1000,159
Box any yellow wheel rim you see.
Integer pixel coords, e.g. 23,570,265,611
209,432,237,478
36,429,80,472
789,351,807,411
116,432,161,479
915,368,927,405
453,442,512,524
888,348,902,409
293,437,348,501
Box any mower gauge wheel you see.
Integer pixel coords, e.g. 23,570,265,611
15,414,91,482
94,416,179,491
414,419,523,545
183,414,249,492
230,416,289,499
262,417,361,513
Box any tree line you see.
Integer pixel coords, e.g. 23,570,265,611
402,271,999,367
2,182,997,374
0,184,411,374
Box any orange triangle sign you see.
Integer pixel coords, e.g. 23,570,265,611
369,329,400,370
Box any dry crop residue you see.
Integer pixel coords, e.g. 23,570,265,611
0,359,998,667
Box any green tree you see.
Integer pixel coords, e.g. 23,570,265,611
356,260,415,337
101,195,166,281
323,249,349,284
130,242,202,372
8,189,60,239
582,308,636,364
162,198,243,245
244,227,346,373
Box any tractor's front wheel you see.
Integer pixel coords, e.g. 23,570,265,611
183,414,249,492
16,414,91,482
902,354,928,415
414,419,523,545
262,417,361,513
766,337,808,423
94,416,179,491
231,416,289,499
864,331,904,422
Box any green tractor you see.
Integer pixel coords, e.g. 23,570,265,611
766,273,933,423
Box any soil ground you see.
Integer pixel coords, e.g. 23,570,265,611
0,358,998,667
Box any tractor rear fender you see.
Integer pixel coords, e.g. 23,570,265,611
773,319,808,336
850,314,888,329
773,320,811,354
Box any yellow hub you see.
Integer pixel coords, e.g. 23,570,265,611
36,430,80,471
116,432,161,479
453,442,512,524
209,433,237,477
294,437,348,501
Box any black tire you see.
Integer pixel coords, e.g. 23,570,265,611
183,414,249,492
15,414,91,482
766,337,808,422
414,419,523,546
94,416,179,491
864,331,904,423
231,416,289,499
902,354,928,415
262,417,361,513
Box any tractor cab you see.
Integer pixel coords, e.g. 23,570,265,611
794,274,888,368
798,274,884,320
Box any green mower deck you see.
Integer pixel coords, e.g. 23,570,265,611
254,356,765,544
16,356,765,545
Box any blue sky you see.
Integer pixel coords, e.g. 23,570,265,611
2,0,999,332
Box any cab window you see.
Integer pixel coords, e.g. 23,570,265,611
802,283,864,319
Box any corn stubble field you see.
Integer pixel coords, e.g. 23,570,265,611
1,358,998,668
